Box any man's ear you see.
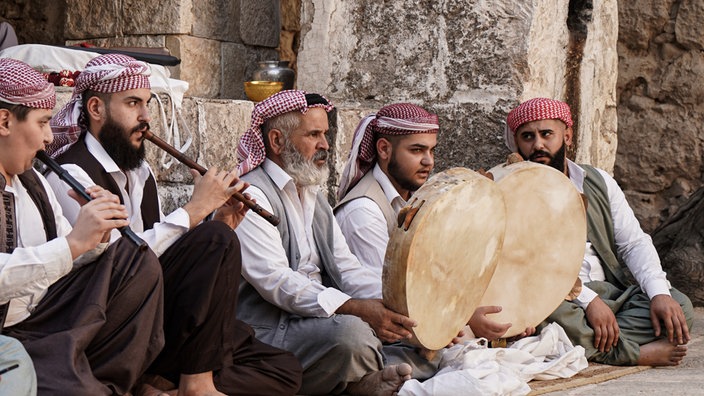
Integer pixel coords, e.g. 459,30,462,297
0,109,11,136
267,129,285,156
376,137,393,161
85,95,106,123
564,126,574,146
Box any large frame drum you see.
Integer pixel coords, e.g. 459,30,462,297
383,168,507,350
480,161,586,337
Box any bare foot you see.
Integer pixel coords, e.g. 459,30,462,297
346,364,413,396
178,372,226,396
637,338,688,366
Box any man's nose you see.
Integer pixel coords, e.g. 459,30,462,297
317,135,329,151
422,151,434,167
138,104,151,123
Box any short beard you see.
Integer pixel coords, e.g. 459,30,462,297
100,118,148,171
519,143,567,173
281,138,329,187
387,152,423,192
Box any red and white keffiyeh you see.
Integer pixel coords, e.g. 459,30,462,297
504,97,573,152
337,103,439,200
237,89,334,176
48,53,151,156
0,58,55,109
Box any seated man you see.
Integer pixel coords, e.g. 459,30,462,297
335,103,532,341
504,97,694,366
45,54,302,395
0,58,163,394
0,335,36,395
234,90,449,396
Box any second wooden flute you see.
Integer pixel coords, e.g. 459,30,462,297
142,130,281,226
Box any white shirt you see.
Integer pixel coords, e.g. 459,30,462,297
0,170,107,327
45,133,190,256
567,160,671,309
235,159,380,318
335,164,407,279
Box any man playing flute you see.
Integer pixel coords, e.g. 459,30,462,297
0,57,163,395
45,53,302,396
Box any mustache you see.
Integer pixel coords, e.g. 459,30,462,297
529,150,552,161
312,149,328,162
131,122,151,135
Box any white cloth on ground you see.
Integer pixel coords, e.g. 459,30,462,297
398,322,588,396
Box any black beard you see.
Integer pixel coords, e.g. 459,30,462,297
100,118,148,171
387,152,423,193
519,144,567,173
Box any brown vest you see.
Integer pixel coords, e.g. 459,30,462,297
54,134,160,230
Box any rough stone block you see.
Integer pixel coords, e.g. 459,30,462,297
166,35,222,98
198,99,254,170
65,0,192,38
221,42,248,99
675,0,704,50
240,0,281,47
193,0,241,42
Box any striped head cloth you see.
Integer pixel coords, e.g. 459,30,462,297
504,97,573,152
48,53,151,156
337,103,439,200
237,89,334,176
0,58,55,109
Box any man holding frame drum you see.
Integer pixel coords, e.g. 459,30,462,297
335,103,535,342
505,97,694,367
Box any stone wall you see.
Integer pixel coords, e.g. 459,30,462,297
616,0,704,232
27,0,281,100
297,0,619,188
0,0,67,45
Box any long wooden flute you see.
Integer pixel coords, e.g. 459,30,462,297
36,150,148,250
142,130,280,226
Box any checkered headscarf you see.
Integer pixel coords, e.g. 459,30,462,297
237,89,334,176
337,103,439,199
0,58,55,109
48,53,151,157
504,97,573,152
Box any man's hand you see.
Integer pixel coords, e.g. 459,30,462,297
585,296,619,352
212,192,252,230
468,306,512,341
337,299,417,343
650,294,690,345
183,167,246,227
66,186,129,258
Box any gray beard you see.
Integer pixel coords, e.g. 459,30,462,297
281,139,330,187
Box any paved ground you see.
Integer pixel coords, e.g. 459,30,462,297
543,307,704,395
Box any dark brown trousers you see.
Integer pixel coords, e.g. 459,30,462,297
149,221,302,395
6,238,165,395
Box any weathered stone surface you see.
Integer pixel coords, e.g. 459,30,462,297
240,0,280,48
65,0,192,38
616,0,704,232
1,0,67,45
65,36,167,48
571,0,619,172
674,0,704,51
652,187,704,306
299,0,618,175
166,35,222,98
221,42,248,99
193,0,240,42
198,99,253,170
121,0,192,36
